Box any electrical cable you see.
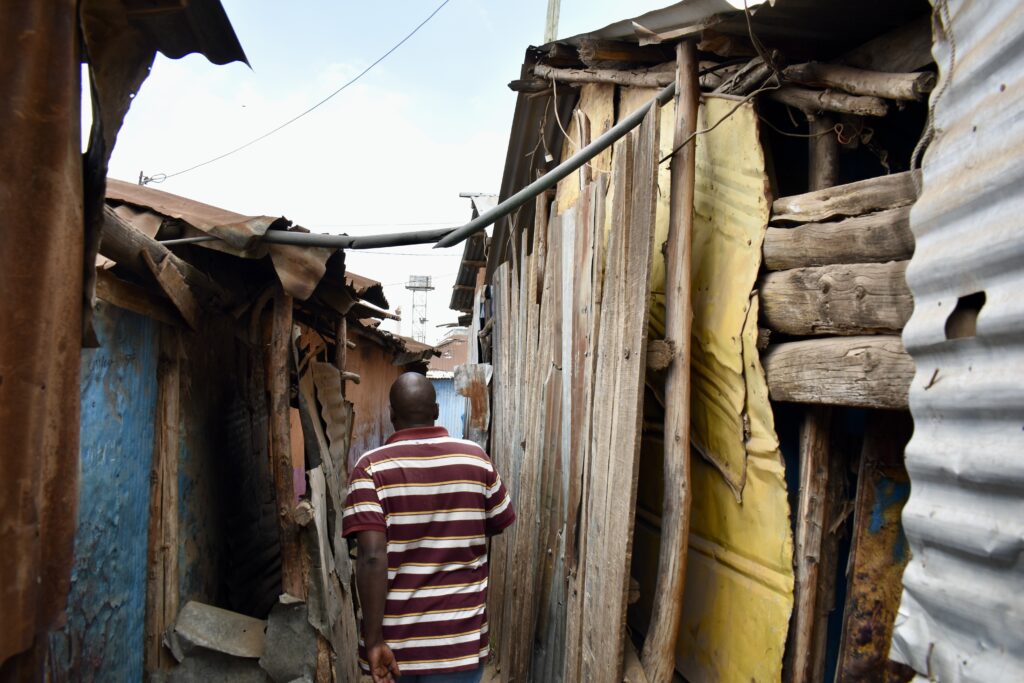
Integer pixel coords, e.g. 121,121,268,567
145,0,452,184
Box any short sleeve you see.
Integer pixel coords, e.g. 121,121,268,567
342,462,386,536
484,466,516,535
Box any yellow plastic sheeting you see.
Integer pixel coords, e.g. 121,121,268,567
554,83,615,216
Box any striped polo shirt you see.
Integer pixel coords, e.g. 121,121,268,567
342,426,515,676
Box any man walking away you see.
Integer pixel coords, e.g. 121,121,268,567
343,372,516,683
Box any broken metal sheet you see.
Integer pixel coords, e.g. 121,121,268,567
345,271,389,310
167,649,273,683
455,363,493,448
258,600,319,683
172,601,267,660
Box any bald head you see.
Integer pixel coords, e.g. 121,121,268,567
389,372,439,431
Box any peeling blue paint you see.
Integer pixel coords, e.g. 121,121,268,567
870,477,911,563
49,302,159,682
432,377,466,438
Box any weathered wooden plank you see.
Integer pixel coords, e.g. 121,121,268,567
534,63,673,88
265,290,304,599
142,250,202,331
144,326,181,674
759,261,912,336
641,40,696,683
836,411,915,683
95,267,183,327
580,101,658,683
763,336,914,409
784,62,936,102
786,407,832,683
763,206,914,270
772,171,919,223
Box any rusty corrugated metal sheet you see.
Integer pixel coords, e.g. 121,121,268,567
891,1,1024,680
0,2,86,669
345,272,388,309
122,0,247,66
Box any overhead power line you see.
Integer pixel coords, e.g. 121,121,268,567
144,0,452,184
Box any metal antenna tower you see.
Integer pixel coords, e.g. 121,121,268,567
405,275,434,343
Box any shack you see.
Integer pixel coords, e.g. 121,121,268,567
46,182,434,681
456,1,1024,682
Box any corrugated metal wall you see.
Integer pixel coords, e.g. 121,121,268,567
48,302,159,681
432,377,466,440
892,1,1024,680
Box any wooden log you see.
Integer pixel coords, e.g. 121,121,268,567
641,40,696,683
784,62,936,102
772,171,919,223
142,250,202,331
577,38,672,68
763,205,914,270
808,114,839,191
144,327,181,674
838,14,934,74
759,261,913,336
95,268,182,326
333,317,346,397
533,63,672,88
645,339,675,371
265,289,305,599
787,406,832,683
762,336,913,409
767,86,888,117
713,51,780,96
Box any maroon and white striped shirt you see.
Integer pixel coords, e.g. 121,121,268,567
342,426,515,676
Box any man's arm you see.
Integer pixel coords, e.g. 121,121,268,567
356,530,399,682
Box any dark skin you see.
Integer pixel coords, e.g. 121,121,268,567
357,372,439,683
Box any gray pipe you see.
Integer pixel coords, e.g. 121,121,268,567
158,81,676,252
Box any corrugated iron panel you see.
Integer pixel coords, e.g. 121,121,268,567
432,377,466,440
48,302,159,681
892,1,1024,680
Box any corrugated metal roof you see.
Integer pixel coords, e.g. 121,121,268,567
891,1,1024,680
123,0,247,66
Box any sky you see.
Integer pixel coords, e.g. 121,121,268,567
106,0,660,343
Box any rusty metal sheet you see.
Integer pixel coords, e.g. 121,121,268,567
0,1,85,668
837,411,914,683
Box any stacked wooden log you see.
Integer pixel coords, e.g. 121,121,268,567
760,171,918,409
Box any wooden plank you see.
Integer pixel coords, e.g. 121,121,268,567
784,62,936,102
265,289,304,599
836,411,916,683
763,206,914,270
580,101,659,683
576,38,672,68
759,261,912,336
144,326,181,674
787,407,833,683
763,336,913,409
772,171,919,223
142,250,202,330
641,40,696,683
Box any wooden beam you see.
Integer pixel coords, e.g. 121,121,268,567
95,268,182,326
100,206,230,306
838,14,934,74
641,40,697,683
763,205,914,270
577,38,672,68
763,336,913,409
533,63,673,88
808,114,839,191
772,171,919,223
142,251,202,331
144,327,181,675
767,86,889,117
788,406,832,683
265,289,304,599
785,62,936,102
759,261,912,336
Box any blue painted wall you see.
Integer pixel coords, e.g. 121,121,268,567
432,377,466,439
49,302,159,682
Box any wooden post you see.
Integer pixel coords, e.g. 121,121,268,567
144,326,181,674
641,39,697,683
807,115,839,191
334,316,347,398
265,288,305,599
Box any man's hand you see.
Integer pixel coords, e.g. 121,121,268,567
367,642,400,683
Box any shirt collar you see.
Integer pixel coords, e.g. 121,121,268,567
386,425,450,444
